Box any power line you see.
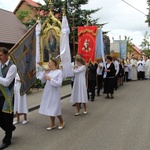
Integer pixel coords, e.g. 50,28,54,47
122,0,146,16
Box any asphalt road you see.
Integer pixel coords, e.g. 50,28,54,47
1,80,150,150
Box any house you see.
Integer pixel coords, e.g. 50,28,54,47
13,0,39,23
13,0,61,22
0,8,27,49
128,45,146,59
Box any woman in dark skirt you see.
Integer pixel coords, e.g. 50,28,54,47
104,55,115,99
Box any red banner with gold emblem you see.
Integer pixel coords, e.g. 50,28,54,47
78,26,97,63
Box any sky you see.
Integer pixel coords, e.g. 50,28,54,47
0,0,149,47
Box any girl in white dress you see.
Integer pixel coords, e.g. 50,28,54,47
39,58,65,130
13,73,28,125
70,57,88,116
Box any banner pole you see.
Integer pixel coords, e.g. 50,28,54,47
86,15,89,26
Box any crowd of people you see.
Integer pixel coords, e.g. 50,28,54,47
0,45,150,149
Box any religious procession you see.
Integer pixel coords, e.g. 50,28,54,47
0,0,150,149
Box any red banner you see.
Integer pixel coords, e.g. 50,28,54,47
78,26,97,63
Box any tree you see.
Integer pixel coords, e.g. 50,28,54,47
17,0,106,56
140,31,150,50
29,0,102,56
17,10,30,23
145,0,150,26
140,31,150,56
124,36,135,56
35,0,101,39
61,0,101,55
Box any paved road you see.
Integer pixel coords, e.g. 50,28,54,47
1,80,150,150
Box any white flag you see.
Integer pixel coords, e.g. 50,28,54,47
60,16,73,78
35,20,43,79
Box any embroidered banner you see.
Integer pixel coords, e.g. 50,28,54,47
10,24,37,95
110,42,120,58
78,26,97,63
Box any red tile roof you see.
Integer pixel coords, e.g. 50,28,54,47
132,45,142,54
0,9,27,44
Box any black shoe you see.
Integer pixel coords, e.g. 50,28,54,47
91,99,94,102
0,143,11,149
12,125,16,131
72,103,76,106
110,96,114,99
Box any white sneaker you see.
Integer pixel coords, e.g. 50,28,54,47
13,121,20,125
22,120,28,125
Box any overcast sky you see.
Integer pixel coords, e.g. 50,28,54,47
0,0,149,47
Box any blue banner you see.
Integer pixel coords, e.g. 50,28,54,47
120,40,127,59
10,25,36,95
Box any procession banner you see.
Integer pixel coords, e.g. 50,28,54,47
95,28,103,58
78,26,97,63
110,42,120,58
95,28,106,68
113,40,127,59
119,40,127,59
10,23,37,95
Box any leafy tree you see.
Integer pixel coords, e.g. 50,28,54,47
140,31,150,56
124,36,135,55
29,0,102,56
17,0,106,56
35,0,101,37
140,31,150,50
61,0,101,55
17,10,30,23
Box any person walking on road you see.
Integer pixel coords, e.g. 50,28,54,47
0,47,17,149
87,61,98,102
104,55,115,99
96,58,103,96
13,73,28,125
130,56,138,80
70,57,88,116
39,58,65,131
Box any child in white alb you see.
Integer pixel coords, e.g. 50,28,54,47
13,73,28,125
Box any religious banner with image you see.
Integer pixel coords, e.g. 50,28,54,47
113,40,127,59
78,26,97,63
10,23,37,96
110,42,120,58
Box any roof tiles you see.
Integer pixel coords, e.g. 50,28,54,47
0,8,27,44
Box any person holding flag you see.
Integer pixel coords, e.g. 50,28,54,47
0,47,17,149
